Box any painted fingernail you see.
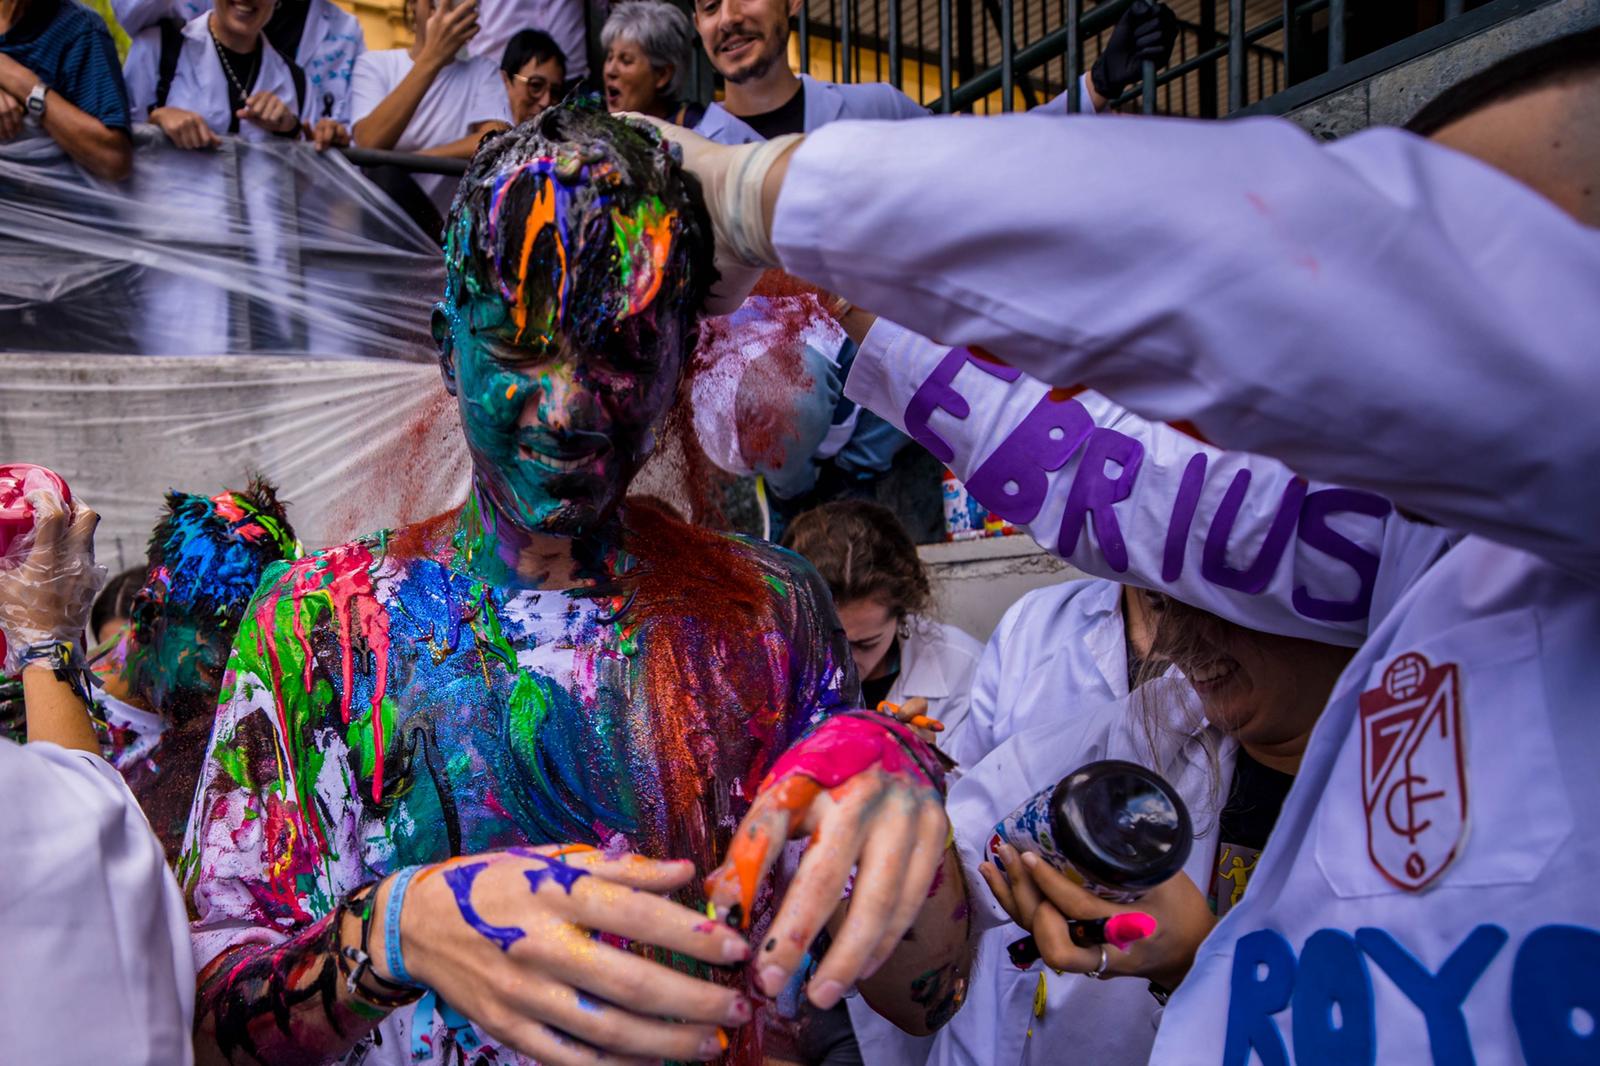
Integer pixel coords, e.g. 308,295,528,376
758,964,787,996
809,979,845,1009
725,996,753,1024
723,937,751,963
698,1029,728,1059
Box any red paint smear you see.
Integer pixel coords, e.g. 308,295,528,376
323,383,462,547
319,542,391,804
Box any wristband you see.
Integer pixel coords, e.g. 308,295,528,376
722,133,801,269
384,865,425,989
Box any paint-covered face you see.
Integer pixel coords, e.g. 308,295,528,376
128,617,231,720
439,144,697,538
440,290,684,537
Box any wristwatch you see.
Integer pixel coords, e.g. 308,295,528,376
24,83,47,122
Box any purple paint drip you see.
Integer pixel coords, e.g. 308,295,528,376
1163,452,1209,583
1292,488,1392,622
965,392,1094,525
443,861,527,953
903,348,1021,464
521,854,589,895
1200,471,1307,594
1058,428,1145,572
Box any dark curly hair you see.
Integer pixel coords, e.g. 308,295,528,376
440,100,715,360
781,499,932,619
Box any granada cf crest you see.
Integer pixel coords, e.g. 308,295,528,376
1358,653,1467,892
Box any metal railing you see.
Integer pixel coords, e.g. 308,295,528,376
784,0,1549,120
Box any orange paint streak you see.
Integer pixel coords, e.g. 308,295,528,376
511,182,564,341
505,384,518,400
629,209,675,315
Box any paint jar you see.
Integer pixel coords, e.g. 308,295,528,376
0,465,72,565
986,759,1192,903
941,469,1016,542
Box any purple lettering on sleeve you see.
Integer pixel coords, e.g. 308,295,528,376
1292,488,1392,623
903,347,1022,464
1201,471,1307,595
1162,452,1209,583
1058,428,1144,572
964,394,1094,525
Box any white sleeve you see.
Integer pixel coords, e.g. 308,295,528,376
944,610,1009,769
775,115,1600,581
0,741,194,1065
122,28,160,118
348,50,388,127
468,58,512,126
846,318,1451,642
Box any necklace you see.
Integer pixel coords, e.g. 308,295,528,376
208,24,261,103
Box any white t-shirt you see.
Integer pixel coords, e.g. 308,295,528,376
351,49,511,215
469,0,586,79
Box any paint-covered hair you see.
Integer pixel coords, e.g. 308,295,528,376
129,477,300,659
442,100,715,356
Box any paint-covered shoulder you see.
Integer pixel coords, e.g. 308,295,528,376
722,533,835,609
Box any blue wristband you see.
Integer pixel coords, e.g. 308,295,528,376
384,865,425,989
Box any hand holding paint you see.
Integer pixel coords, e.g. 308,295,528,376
379,845,753,1063
622,114,794,314
981,844,1213,986
0,469,102,675
706,711,952,1012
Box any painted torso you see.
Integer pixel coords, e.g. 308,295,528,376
184,506,855,1063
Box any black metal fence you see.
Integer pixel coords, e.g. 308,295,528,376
767,0,1540,119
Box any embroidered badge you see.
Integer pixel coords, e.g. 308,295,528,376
1359,653,1467,892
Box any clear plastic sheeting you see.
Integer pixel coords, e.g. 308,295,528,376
0,354,471,572
0,127,442,359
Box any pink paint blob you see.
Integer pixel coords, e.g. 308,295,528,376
1106,912,1158,951
0,464,72,563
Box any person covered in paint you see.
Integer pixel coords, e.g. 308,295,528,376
181,102,970,1066
95,478,299,861
648,29,1600,1063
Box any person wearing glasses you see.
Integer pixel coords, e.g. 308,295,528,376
498,26,562,125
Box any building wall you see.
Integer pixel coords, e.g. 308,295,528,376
334,0,412,52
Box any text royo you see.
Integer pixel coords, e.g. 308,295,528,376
1223,923,1599,1065
904,347,1390,624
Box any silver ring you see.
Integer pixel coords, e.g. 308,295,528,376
1084,945,1110,979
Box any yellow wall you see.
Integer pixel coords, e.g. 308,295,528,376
333,0,412,51
786,33,1028,113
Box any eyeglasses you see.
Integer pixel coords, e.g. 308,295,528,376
510,72,555,96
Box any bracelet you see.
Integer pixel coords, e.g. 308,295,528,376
334,881,425,1009
19,639,95,709
384,865,424,989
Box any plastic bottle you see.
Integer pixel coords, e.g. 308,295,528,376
986,758,1193,902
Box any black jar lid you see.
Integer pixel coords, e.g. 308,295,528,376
1051,759,1194,892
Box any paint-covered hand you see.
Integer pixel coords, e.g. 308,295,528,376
707,711,948,1010
621,114,793,315
882,695,945,744
981,844,1213,989
150,106,221,151
0,490,102,674
383,845,754,1064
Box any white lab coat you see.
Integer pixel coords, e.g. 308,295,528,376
886,614,983,738
774,113,1600,1064
124,14,311,355
116,0,364,123
693,73,926,145
0,740,194,1064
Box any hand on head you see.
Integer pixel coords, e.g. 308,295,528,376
387,844,752,1063
980,842,1213,990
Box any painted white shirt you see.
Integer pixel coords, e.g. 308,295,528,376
886,615,983,741
774,113,1600,1065
0,740,194,1064
350,49,512,215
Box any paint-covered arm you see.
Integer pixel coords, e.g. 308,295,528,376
845,318,1450,643
773,116,1600,581
182,562,393,1064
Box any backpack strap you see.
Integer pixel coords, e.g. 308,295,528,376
153,16,185,112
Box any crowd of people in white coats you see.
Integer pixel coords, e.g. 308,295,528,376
1,2,1597,1064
